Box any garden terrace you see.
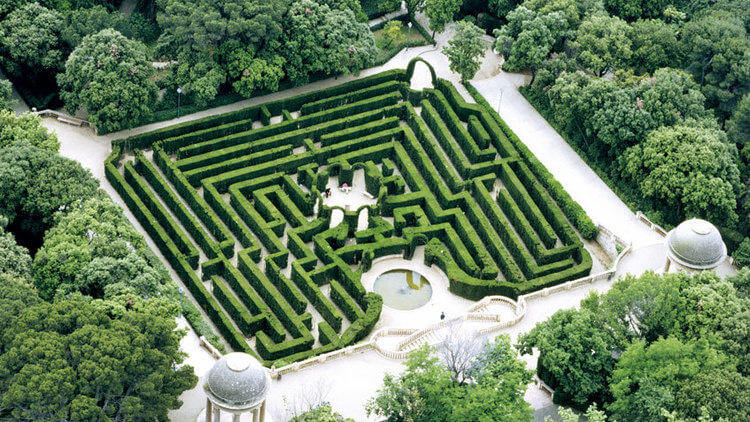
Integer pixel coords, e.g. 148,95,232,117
106,59,595,366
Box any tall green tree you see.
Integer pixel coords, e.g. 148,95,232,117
628,18,682,74
443,20,486,82
518,308,618,407
58,29,157,133
608,337,728,420
366,345,456,421
453,335,533,421
0,227,31,280
620,124,740,226
0,80,12,111
0,3,66,75
570,13,632,76
603,0,667,20
33,194,172,302
681,10,750,120
424,0,462,38
405,0,426,18
0,298,197,420
282,0,377,85
0,110,59,152
0,145,98,248
289,404,354,422
156,0,288,104
726,93,750,147
493,7,567,81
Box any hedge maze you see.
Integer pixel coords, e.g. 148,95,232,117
106,59,596,365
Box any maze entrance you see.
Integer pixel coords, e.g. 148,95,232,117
106,61,593,366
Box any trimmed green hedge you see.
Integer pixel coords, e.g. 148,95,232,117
106,62,597,366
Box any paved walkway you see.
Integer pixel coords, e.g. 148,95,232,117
470,71,663,249
368,8,408,28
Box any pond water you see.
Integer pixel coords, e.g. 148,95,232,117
373,269,433,310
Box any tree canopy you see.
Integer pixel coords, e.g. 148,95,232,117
443,20,486,82
0,297,196,420
367,335,532,421
0,3,66,74
282,0,377,86
0,145,99,248
620,124,740,225
521,270,750,417
58,29,157,133
0,110,60,152
33,193,172,302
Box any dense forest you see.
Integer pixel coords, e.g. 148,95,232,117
0,0,418,132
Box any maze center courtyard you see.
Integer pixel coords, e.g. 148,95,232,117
106,59,604,368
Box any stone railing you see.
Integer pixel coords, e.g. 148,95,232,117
635,211,669,237
32,109,91,127
266,226,633,377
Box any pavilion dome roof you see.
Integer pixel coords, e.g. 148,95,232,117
667,218,726,270
204,352,269,410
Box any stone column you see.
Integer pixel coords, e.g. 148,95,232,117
665,258,671,273
252,408,260,422
206,400,213,422
259,401,266,422
232,413,241,422
213,406,221,422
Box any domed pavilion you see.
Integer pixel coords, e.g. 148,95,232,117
665,218,727,272
201,352,270,422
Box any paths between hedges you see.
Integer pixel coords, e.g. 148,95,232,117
44,15,667,422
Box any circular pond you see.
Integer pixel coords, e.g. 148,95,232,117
373,269,433,310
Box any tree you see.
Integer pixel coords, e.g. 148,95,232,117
404,0,426,19
637,68,713,129
382,20,406,49
628,18,682,74
726,93,750,147
443,20,486,82
681,10,750,120
452,335,533,421
518,308,618,407
33,194,171,302
0,3,65,75
570,13,632,76
288,404,354,422
366,345,455,421
0,145,99,248
676,369,750,421
608,337,728,420
0,298,197,420
218,40,285,98
581,271,686,344
0,110,59,152
156,0,288,104
521,0,604,28
620,124,740,226
733,238,750,267
603,0,667,20
283,0,377,85
58,29,157,133
424,0,461,38
0,275,40,348
489,0,520,20
0,79,12,111
0,227,31,280
438,324,485,385
493,7,567,81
